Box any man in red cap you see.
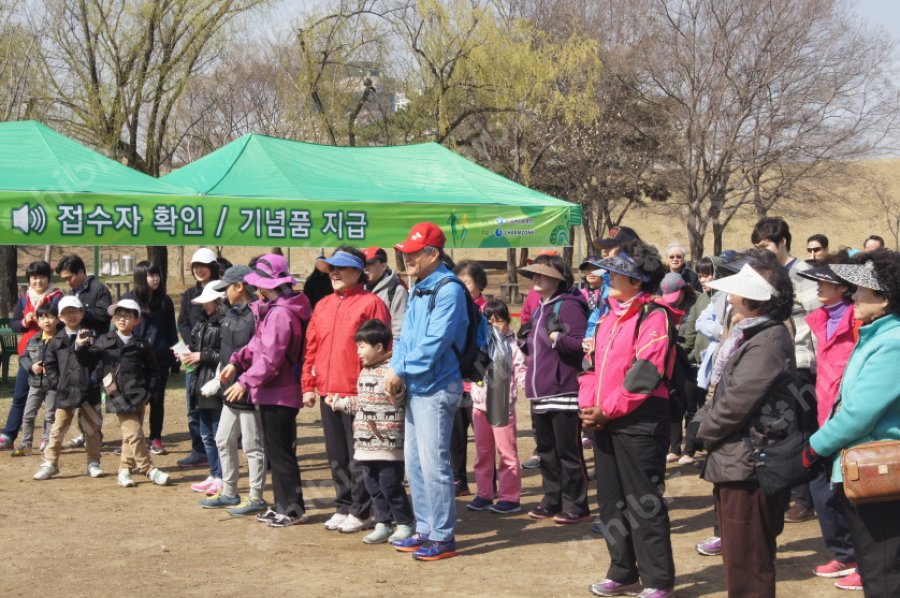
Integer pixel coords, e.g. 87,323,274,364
364,246,408,339
385,222,468,561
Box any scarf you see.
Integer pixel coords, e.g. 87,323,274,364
709,315,773,386
26,287,53,313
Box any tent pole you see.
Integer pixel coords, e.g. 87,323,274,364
93,246,100,277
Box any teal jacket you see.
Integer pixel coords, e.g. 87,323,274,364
810,314,900,482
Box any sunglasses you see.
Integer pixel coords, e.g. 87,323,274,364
668,254,684,259
806,246,824,253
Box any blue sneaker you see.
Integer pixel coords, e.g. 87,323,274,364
488,500,521,514
466,496,493,511
199,492,241,509
392,532,429,553
413,538,458,561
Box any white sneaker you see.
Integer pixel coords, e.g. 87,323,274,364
117,468,136,488
323,512,348,531
33,461,59,481
146,467,170,486
338,513,375,533
362,522,393,544
66,435,85,449
87,462,104,478
388,523,415,543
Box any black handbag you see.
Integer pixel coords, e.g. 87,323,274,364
745,432,818,496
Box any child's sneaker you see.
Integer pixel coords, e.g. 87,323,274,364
588,578,641,596
146,467,170,486
0,434,13,450
65,435,85,449
338,514,375,533
149,439,168,455
388,523,415,543
228,497,268,516
200,492,241,508
11,446,32,457
323,512,348,530
412,538,458,561
33,461,59,480
255,508,279,523
362,522,393,544
267,512,308,527
190,475,216,493
466,496,493,511
117,468,136,488
489,500,522,514
87,462,104,478
205,478,223,496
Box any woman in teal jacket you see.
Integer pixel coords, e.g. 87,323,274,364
806,251,900,598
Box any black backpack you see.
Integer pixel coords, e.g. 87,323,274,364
635,303,695,422
419,276,491,383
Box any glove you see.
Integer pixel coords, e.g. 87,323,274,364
801,442,819,469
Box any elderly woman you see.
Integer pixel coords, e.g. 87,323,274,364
302,246,391,534
695,254,797,598
805,251,900,597
665,242,701,292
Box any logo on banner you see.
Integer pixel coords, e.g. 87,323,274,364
11,203,47,234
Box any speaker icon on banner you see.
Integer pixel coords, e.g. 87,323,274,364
11,203,48,234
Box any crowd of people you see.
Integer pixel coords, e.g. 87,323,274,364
1,219,899,597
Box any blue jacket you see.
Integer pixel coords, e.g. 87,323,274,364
390,264,468,395
810,314,900,482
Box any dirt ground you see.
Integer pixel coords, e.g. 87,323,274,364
0,375,847,598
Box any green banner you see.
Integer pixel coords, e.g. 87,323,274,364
0,192,576,248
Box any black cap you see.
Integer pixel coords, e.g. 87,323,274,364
592,226,640,249
210,264,256,292
797,264,843,285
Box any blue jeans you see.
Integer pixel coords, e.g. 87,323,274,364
184,372,204,454
1,365,29,440
404,381,462,542
197,407,222,478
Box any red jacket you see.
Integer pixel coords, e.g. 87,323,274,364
580,293,675,419
301,285,391,396
806,304,860,426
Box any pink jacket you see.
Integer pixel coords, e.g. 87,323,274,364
806,305,860,426
580,294,675,419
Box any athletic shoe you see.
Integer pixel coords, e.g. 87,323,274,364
65,435,85,449
362,522,394,544
489,500,521,514
412,538,458,561
323,512,348,530
255,508,279,523
267,512,308,527
392,532,429,552
228,497,268,517
677,454,695,465
338,514,375,533
149,439,168,455
784,503,816,523
11,446,32,457
528,505,559,519
146,467,170,486
190,475,216,493
814,559,857,578
388,523,415,543
591,518,604,534
589,579,641,596
87,462,104,478
200,492,241,508
695,535,722,556
637,589,674,598
835,571,863,591
117,468,136,488
454,481,471,497
33,461,59,481
176,451,208,468
665,452,680,463
205,478,223,496
0,434,12,450
466,496,493,511
521,454,541,469
553,511,592,524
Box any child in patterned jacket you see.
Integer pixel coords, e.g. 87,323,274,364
326,319,415,545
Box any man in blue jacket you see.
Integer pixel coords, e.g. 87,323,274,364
386,222,468,561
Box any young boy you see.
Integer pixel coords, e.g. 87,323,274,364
76,299,170,487
326,319,414,544
33,296,104,480
200,265,268,515
13,303,59,456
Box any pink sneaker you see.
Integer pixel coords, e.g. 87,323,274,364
814,559,856,578
835,571,863,591
190,475,216,493
205,478,224,496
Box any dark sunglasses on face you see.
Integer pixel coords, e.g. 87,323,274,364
807,246,824,253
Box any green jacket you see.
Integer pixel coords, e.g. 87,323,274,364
810,314,900,482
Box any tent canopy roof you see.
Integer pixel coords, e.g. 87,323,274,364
0,120,187,195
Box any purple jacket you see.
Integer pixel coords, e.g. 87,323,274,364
231,292,311,408
521,288,587,399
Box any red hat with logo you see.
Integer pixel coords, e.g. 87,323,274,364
394,222,446,253
364,246,388,264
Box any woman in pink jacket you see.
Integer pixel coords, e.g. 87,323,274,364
579,245,676,598
799,255,863,590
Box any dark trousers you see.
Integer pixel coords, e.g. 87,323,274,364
362,460,414,526
715,481,789,598
836,487,900,597
595,430,675,589
792,368,817,509
259,404,304,517
534,409,588,515
147,366,168,442
809,472,855,563
669,364,700,455
682,384,707,456
1,364,29,439
450,400,473,486
184,372,204,454
320,400,370,519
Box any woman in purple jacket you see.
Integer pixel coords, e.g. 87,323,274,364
220,255,311,528
517,254,590,523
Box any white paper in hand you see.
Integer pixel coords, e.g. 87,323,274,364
200,377,222,398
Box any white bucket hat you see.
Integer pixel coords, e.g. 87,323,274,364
705,263,778,301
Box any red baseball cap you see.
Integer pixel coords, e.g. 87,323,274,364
364,246,388,264
394,222,446,253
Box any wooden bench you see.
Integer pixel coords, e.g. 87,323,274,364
0,321,18,385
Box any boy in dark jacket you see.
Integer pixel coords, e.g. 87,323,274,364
76,299,169,487
13,303,60,456
34,297,104,480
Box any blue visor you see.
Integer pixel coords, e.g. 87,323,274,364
315,251,365,272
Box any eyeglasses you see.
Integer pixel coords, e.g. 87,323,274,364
113,313,135,321
806,246,825,253
668,254,684,259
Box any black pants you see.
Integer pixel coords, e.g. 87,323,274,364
259,404,304,517
791,368,818,509
450,399,473,486
836,487,900,597
669,364,700,455
320,400,370,519
594,429,675,589
534,409,588,515
362,460,414,526
184,371,204,454
147,365,168,442
809,471,855,563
